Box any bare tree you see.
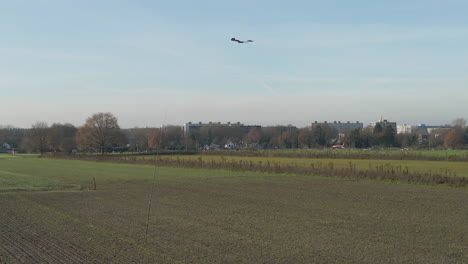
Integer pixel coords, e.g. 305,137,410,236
452,118,467,128
148,126,184,150
311,124,337,147
60,138,77,153
260,126,297,149
76,112,122,154
245,127,262,148
165,126,184,149
48,123,77,152
148,128,165,149
428,128,448,148
298,128,313,148
444,127,464,149
396,133,418,148
343,129,364,148
123,128,152,152
381,126,396,147
279,130,298,148
22,122,49,154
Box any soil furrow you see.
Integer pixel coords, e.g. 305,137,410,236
0,216,89,263
0,228,49,263
3,195,151,263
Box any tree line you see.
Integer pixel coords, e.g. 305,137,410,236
1,113,467,154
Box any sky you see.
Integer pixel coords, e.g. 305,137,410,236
1,0,467,128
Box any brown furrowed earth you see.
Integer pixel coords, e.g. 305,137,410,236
0,156,467,263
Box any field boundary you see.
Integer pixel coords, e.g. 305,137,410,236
66,149,468,162
197,150,468,162
44,154,467,187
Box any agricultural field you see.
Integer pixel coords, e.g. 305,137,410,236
261,149,468,158
271,148,468,157
109,149,468,162
0,154,467,263
199,149,468,161
152,155,468,178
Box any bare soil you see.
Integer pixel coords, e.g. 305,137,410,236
1,176,467,263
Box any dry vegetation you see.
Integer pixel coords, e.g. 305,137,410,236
198,149,468,161
50,153,467,187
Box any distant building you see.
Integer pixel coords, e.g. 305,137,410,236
308,121,363,133
397,124,449,135
331,144,345,149
2,143,11,150
397,124,413,134
369,119,397,132
204,143,222,150
424,125,451,134
0,143,11,153
183,122,261,136
396,124,452,145
224,139,238,149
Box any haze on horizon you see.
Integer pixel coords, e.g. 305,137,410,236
1,0,467,128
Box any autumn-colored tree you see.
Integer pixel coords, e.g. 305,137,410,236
76,112,122,153
148,128,165,149
444,127,464,149
245,127,262,148
148,126,184,150
428,128,449,148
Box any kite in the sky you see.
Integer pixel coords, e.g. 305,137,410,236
231,37,254,43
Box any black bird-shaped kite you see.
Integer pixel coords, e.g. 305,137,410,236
231,37,254,43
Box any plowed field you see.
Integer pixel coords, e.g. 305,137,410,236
0,155,467,263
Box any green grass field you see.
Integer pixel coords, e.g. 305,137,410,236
0,155,467,263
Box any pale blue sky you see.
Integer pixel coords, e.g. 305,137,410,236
1,0,467,128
